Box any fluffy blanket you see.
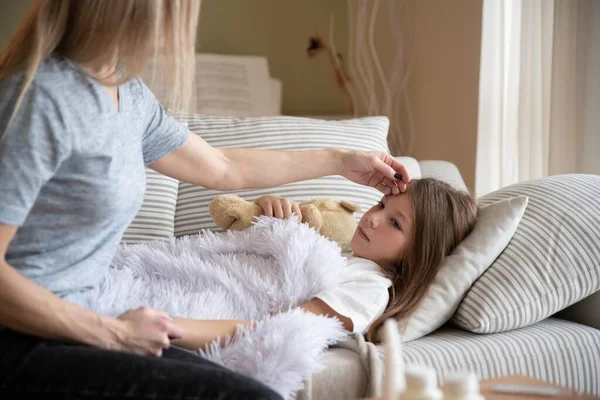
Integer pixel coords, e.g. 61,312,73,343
86,216,350,399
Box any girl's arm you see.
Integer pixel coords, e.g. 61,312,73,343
170,300,352,351
299,298,353,331
170,318,251,350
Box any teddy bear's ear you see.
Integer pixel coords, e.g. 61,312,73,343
340,200,361,213
209,195,245,218
209,194,261,230
300,204,323,231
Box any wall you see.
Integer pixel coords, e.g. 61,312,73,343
197,0,350,116
407,0,483,191
0,0,350,116
198,0,483,189
0,0,30,48
0,0,483,189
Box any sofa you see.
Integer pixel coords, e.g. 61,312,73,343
121,113,600,399
298,159,600,400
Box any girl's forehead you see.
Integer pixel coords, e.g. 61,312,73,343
385,194,413,222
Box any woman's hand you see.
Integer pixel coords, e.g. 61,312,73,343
116,306,184,357
255,195,302,221
340,150,411,194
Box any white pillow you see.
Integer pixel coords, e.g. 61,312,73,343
398,195,529,342
171,113,392,236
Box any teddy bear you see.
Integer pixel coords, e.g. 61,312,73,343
208,194,361,253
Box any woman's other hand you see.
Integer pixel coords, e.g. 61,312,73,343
255,195,302,221
116,307,184,357
340,150,411,195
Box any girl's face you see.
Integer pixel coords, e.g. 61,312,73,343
350,193,414,264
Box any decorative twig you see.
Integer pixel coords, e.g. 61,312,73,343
347,0,370,117
307,0,414,155
307,27,356,115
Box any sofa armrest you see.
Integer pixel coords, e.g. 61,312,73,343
418,160,468,192
555,291,600,330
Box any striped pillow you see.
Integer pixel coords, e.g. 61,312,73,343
452,174,600,333
121,168,179,244
171,113,391,236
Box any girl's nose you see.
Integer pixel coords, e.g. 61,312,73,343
368,214,379,229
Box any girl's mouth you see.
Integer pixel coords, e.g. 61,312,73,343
358,227,370,241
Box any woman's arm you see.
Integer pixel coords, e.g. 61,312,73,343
0,224,183,356
0,224,127,348
149,131,409,193
171,299,352,351
148,132,345,191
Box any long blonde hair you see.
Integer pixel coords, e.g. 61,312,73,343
367,178,479,342
0,0,200,134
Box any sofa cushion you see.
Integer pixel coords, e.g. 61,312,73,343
170,113,407,236
300,318,600,399
401,318,600,396
452,174,600,334
398,195,528,342
419,160,468,191
121,168,179,244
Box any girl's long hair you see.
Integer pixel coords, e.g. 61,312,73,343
0,0,200,137
367,178,479,342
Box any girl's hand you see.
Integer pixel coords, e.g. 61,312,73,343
116,306,184,357
255,195,302,221
340,150,410,195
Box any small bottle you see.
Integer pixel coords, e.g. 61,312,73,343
400,365,443,400
382,319,405,400
441,371,484,400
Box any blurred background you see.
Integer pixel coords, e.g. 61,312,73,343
2,0,597,195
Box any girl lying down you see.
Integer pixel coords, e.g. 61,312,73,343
170,178,478,347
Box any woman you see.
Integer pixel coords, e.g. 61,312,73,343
169,178,479,350
0,1,409,399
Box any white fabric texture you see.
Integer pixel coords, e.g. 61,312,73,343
475,0,600,197
314,256,392,334
398,195,529,342
452,174,600,333
475,0,554,196
86,216,349,399
170,113,391,237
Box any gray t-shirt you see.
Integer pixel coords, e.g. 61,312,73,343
0,56,188,302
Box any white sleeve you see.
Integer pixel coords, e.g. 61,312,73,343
313,258,392,334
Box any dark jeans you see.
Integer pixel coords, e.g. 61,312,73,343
0,329,283,400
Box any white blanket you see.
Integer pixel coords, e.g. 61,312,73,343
87,216,350,399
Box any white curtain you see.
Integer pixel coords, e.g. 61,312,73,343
476,0,600,196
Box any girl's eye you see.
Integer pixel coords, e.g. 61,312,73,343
378,201,384,208
392,219,401,230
